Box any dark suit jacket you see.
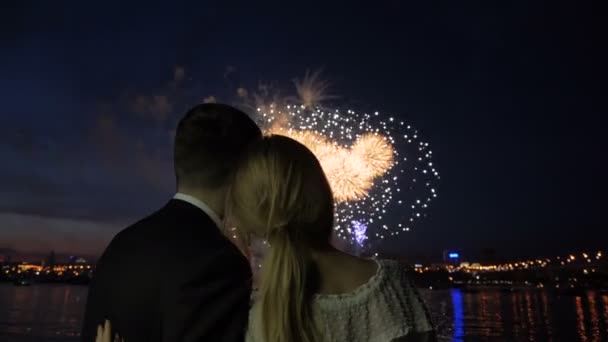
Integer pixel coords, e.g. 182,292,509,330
81,199,252,342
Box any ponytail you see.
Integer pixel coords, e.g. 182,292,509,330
226,135,335,341
257,229,319,342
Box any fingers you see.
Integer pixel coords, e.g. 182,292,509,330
96,319,122,342
96,320,109,342
104,320,111,342
96,324,103,342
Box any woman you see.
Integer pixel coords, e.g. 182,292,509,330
228,135,434,342
98,135,435,342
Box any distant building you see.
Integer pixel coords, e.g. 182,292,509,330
68,255,88,264
0,248,16,264
46,251,56,268
443,250,461,265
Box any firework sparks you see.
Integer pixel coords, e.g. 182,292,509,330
268,126,393,202
352,220,368,246
244,72,440,245
293,69,336,109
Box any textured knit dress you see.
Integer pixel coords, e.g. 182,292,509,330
246,259,434,342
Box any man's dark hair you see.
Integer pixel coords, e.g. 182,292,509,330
174,103,262,189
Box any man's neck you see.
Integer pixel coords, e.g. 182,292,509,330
176,189,225,219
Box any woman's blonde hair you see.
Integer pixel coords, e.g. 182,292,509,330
227,135,335,342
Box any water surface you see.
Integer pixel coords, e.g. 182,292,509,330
1,284,607,341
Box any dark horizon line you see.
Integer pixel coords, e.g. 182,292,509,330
2,247,604,265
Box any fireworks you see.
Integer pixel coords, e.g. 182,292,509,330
268,125,393,202
352,220,368,246
243,72,440,246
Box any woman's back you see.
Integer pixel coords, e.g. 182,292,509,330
227,136,434,341
246,259,434,342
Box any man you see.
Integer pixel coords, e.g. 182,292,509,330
81,103,262,342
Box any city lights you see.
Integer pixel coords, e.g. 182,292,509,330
413,250,605,275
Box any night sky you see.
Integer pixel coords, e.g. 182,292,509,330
0,1,605,260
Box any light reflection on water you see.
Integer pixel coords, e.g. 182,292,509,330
0,284,607,341
450,289,465,340
420,288,608,342
0,284,86,342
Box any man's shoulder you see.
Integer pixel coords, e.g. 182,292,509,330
110,207,170,248
99,201,246,271
97,204,181,267
108,203,234,258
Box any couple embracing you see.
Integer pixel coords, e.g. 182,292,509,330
82,103,435,342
